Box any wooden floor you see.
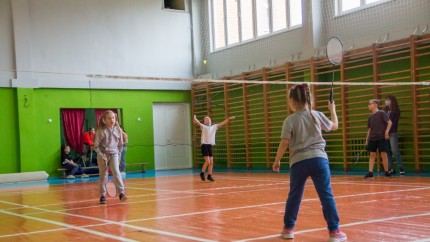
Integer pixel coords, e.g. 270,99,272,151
1,170,430,241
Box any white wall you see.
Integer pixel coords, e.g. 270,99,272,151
0,0,15,86
1,0,194,89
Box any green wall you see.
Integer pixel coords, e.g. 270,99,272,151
2,87,190,177
1,88,20,172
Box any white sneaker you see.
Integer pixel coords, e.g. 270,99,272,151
81,174,89,178
120,171,126,179
66,175,75,179
328,230,347,242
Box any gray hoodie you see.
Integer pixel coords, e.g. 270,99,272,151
94,126,124,159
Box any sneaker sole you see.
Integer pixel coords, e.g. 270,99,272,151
328,238,347,242
120,196,128,202
281,233,294,239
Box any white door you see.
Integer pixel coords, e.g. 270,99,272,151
153,103,192,170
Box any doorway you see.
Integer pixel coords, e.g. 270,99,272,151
153,103,192,170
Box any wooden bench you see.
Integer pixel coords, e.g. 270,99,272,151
58,163,148,178
57,167,99,178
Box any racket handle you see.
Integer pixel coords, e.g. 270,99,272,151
329,88,334,103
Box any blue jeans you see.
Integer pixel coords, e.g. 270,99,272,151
284,157,340,231
387,133,403,169
63,163,84,176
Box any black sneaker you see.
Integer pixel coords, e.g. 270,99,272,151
363,172,374,179
385,171,393,178
388,168,395,175
199,172,205,181
100,196,106,204
119,193,127,201
207,175,215,182
399,168,405,175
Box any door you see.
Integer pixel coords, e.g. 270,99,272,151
153,103,192,170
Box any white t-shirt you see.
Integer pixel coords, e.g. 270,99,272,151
200,124,219,145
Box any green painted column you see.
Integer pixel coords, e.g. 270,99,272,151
16,88,37,172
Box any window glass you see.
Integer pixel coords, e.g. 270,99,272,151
213,0,226,49
341,0,360,12
272,0,287,31
256,0,270,36
289,0,302,27
226,0,239,45
240,0,254,41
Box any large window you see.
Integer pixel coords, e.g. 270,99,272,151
336,0,392,14
209,0,302,51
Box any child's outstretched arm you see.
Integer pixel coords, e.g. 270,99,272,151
193,115,203,127
218,116,235,128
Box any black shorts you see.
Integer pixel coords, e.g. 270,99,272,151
201,144,213,157
367,139,389,152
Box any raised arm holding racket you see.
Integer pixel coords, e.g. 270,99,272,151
94,110,127,204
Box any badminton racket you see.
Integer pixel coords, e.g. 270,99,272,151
353,148,367,165
326,37,344,103
104,158,117,197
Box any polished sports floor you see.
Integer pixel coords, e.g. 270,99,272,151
0,169,430,241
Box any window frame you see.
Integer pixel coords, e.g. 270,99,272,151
208,0,302,52
335,0,394,16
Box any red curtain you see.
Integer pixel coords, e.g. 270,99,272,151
95,109,118,126
61,109,85,154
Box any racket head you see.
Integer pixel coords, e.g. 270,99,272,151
353,152,361,164
327,37,344,65
353,149,366,165
105,180,117,197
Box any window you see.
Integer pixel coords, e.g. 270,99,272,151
209,0,302,51
226,0,239,45
240,0,254,41
289,0,302,27
336,0,391,15
272,0,287,32
256,0,270,36
212,0,226,49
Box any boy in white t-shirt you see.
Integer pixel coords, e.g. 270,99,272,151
193,115,235,181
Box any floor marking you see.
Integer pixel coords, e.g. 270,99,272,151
414,238,430,242
126,186,430,222
0,200,216,242
235,211,430,241
0,210,137,242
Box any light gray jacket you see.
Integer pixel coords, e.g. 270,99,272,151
94,126,124,159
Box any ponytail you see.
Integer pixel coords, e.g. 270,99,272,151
289,83,319,125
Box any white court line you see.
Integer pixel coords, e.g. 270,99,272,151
9,177,426,222
0,209,137,242
0,200,216,242
126,185,430,223
235,211,430,241
3,176,428,217
2,175,428,240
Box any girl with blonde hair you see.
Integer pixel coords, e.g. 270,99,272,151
94,110,127,204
